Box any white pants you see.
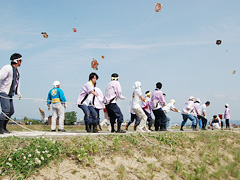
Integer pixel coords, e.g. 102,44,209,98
133,107,149,132
100,111,111,131
212,123,220,129
52,103,65,130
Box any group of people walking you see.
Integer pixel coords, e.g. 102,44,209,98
0,53,232,134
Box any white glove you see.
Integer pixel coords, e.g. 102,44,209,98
178,110,181,113
120,95,126,100
145,99,150,102
18,93,22,100
97,96,103,102
62,103,67,109
47,104,50,111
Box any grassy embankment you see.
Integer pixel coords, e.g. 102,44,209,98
0,125,240,180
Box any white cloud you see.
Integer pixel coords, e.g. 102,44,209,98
0,38,18,50
212,94,228,98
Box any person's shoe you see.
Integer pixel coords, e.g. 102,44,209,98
192,125,199,131
58,129,66,132
116,129,126,133
51,130,56,132
134,125,137,131
0,121,5,134
98,125,102,131
3,121,10,133
92,129,98,133
149,128,154,131
3,129,10,133
85,122,91,133
125,125,128,131
180,128,184,131
111,129,116,133
145,128,151,132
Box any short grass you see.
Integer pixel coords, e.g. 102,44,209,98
0,126,240,180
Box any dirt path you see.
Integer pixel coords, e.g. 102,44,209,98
1,128,239,138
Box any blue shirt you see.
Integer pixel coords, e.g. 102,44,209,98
47,87,66,104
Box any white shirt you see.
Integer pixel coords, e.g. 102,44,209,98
181,100,195,115
194,102,201,115
132,88,142,109
104,80,123,104
88,87,105,109
0,64,21,95
200,104,207,116
162,102,175,114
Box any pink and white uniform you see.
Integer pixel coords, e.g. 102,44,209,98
77,81,94,105
104,81,124,104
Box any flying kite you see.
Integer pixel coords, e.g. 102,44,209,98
232,70,236,74
101,55,105,59
73,28,77,32
216,40,222,45
91,58,99,70
38,108,45,119
155,3,162,12
41,32,48,39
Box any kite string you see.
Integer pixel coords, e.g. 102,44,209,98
0,94,133,106
0,94,77,105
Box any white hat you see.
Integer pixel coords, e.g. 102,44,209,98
196,98,201,103
53,81,60,87
169,99,175,104
133,81,141,89
225,104,229,107
189,96,194,101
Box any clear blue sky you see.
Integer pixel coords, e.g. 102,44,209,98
0,0,240,122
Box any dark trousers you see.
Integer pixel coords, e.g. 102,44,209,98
127,113,140,126
143,109,153,128
152,108,166,131
221,121,224,128
89,108,100,125
200,116,208,129
105,103,124,124
78,104,98,124
0,93,14,121
225,119,230,128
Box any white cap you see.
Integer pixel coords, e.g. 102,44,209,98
169,99,175,104
133,81,141,89
189,96,194,101
225,104,229,107
53,81,60,87
196,98,201,103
